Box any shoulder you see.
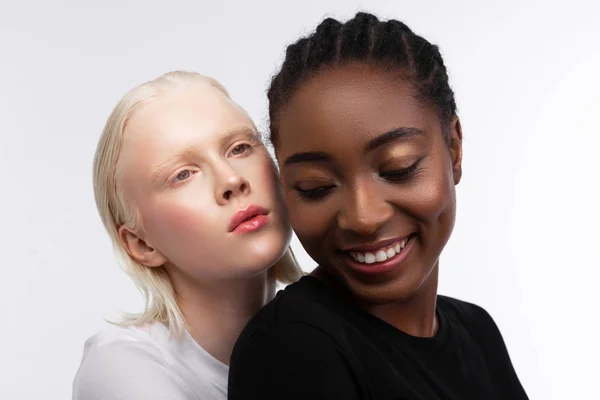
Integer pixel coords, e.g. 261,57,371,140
72,323,193,400
438,295,495,324
241,276,346,336
75,323,172,365
437,295,504,341
235,277,347,360
229,317,361,400
229,278,363,399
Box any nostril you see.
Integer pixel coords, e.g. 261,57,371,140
223,190,232,200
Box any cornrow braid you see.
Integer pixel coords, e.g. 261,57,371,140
267,12,457,148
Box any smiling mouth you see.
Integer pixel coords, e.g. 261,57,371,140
347,234,416,265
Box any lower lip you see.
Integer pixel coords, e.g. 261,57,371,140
232,214,269,234
343,236,416,275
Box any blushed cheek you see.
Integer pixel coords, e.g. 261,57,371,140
260,162,280,196
142,201,210,252
255,156,287,215
262,154,281,185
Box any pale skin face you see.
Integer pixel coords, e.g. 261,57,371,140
117,82,292,284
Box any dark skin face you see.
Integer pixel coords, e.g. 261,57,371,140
274,63,463,336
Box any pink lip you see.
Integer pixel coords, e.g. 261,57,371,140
228,205,269,233
343,235,416,275
340,235,414,253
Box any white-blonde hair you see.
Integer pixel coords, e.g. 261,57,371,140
93,70,303,336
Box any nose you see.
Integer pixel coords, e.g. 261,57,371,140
337,180,393,237
214,161,250,205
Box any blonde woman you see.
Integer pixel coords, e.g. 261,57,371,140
72,71,302,400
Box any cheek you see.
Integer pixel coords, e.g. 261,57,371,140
286,197,306,232
250,154,286,207
406,155,457,237
284,193,331,251
141,192,216,255
259,161,280,196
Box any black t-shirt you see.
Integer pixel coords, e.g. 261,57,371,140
229,276,528,400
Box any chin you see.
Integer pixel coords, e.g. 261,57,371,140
332,263,435,306
237,232,290,276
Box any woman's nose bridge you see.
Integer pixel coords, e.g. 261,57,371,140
338,178,393,234
212,156,249,201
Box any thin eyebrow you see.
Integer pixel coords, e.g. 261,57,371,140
149,145,197,184
219,126,260,150
149,126,259,184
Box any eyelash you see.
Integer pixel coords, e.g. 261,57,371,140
293,160,422,200
230,143,253,157
167,142,255,187
294,185,336,200
379,159,422,181
169,169,197,187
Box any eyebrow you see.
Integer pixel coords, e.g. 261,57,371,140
219,126,259,149
149,126,258,184
283,127,422,167
283,151,331,166
150,145,197,184
364,127,423,152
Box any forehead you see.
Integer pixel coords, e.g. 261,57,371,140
277,64,439,153
124,84,253,152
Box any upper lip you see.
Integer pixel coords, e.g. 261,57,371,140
228,205,269,232
340,234,414,252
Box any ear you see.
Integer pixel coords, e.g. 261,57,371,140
118,225,167,268
448,116,463,185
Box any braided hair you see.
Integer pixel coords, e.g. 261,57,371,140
267,12,457,147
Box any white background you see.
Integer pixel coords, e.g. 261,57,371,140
1,0,599,398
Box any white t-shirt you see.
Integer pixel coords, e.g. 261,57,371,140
72,322,229,400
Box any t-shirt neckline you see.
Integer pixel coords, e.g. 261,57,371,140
299,275,453,358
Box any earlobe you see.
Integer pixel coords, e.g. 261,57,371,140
118,225,167,268
449,116,463,185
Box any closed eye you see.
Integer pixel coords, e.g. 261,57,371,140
380,160,422,182
293,185,335,200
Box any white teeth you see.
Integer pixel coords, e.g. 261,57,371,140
349,237,412,265
375,250,387,262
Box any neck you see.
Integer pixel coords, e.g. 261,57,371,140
315,262,439,338
170,267,276,365
368,263,439,337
